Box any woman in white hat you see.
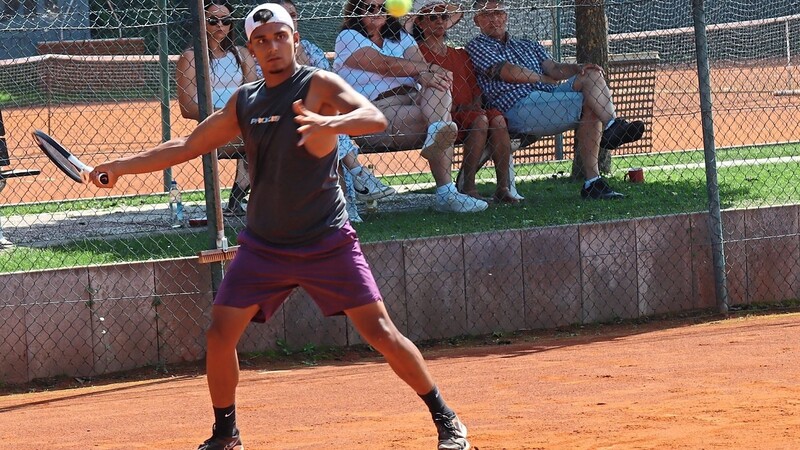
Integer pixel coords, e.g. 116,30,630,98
334,0,489,213
408,0,519,203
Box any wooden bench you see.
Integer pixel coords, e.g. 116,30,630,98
352,52,658,183
0,109,40,248
514,52,660,163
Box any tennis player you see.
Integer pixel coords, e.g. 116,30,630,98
89,3,471,450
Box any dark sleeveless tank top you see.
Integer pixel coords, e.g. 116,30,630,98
235,65,346,246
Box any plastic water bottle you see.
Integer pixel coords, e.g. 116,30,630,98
168,180,184,228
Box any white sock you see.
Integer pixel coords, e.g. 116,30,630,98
604,118,616,130
349,165,363,176
436,183,457,200
584,176,601,189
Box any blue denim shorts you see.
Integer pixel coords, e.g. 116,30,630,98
504,76,583,136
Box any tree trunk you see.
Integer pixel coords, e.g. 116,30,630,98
571,0,611,179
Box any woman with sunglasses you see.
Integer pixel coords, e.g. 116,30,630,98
177,0,259,217
334,0,488,213
408,0,520,203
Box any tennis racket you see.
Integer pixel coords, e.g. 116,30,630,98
31,130,108,185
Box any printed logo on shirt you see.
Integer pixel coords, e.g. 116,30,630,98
250,115,281,124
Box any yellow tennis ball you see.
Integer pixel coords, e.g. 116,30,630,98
385,0,412,18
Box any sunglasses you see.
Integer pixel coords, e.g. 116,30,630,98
360,3,386,15
206,16,233,26
425,13,450,21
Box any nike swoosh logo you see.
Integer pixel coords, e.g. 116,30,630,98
224,411,234,418
354,186,369,195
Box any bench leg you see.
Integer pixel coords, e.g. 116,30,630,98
0,181,7,248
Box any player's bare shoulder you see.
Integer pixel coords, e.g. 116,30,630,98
308,69,345,95
308,68,374,116
306,70,348,115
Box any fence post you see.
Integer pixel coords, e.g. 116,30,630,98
692,0,729,315
189,0,226,293
552,0,564,160
158,0,172,192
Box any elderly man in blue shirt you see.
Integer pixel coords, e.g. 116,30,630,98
466,0,645,199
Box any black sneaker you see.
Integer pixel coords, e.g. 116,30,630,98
197,427,243,450
434,413,471,450
600,118,645,150
581,178,625,200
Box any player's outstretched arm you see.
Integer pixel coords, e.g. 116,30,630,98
90,98,242,188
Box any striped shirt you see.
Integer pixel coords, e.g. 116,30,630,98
466,33,558,113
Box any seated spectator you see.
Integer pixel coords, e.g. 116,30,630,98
466,0,645,199
176,0,258,216
334,0,488,213
266,0,396,223
407,0,519,203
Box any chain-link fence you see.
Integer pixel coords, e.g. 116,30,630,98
1,0,799,385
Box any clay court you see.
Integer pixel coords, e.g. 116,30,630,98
2,64,800,205
1,311,798,449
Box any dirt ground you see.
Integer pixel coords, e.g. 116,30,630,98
1,311,798,449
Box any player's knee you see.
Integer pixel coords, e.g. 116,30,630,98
362,324,404,354
206,322,235,350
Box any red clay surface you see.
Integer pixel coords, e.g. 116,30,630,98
1,311,798,449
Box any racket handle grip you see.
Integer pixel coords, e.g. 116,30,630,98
98,173,109,185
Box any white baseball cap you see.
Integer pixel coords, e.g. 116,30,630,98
404,0,464,33
244,3,295,40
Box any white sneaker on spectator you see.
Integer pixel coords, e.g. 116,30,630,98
508,155,525,200
508,182,524,201
346,199,363,223
435,191,489,213
420,121,457,160
353,167,396,201
0,236,14,249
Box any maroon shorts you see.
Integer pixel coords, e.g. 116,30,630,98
214,222,382,322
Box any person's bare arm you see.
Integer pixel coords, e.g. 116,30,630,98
90,96,242,187
176,50,201,121
293,71,387,157
497,61,559,85
404,45,452,91
541,60,604,81
343,46,431,78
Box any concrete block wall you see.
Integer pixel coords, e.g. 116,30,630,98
1,204,798,384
